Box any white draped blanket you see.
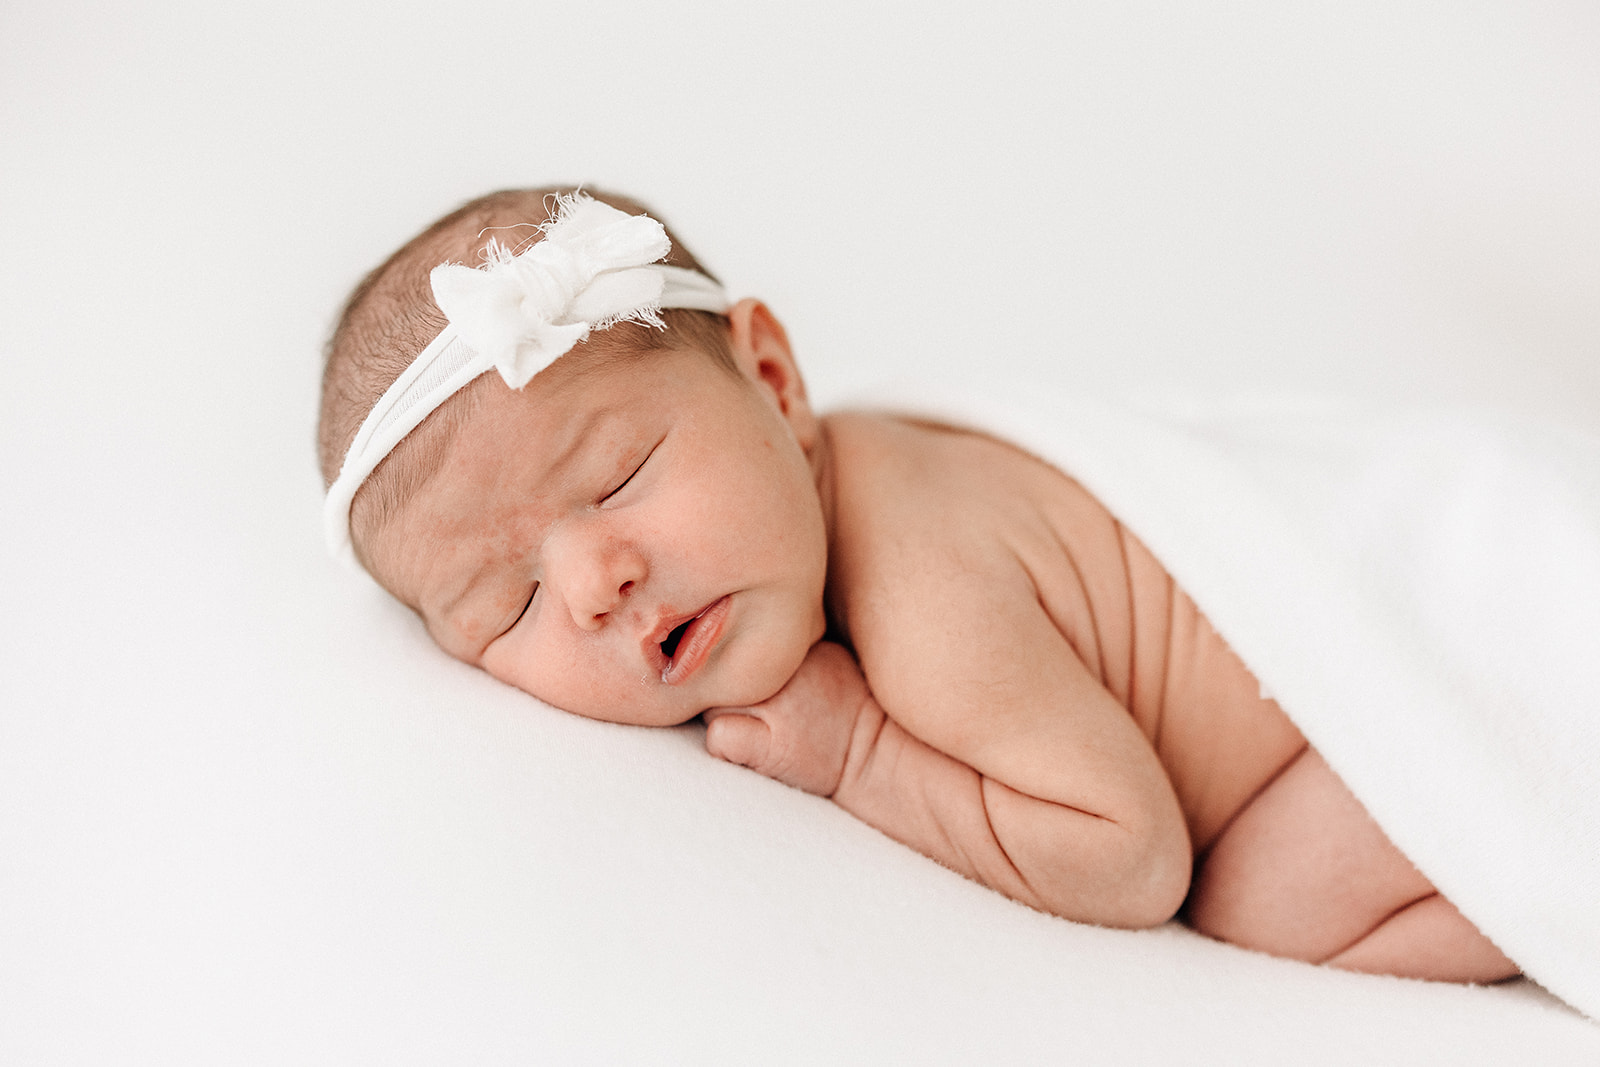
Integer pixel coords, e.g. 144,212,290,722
881,381,1600,1020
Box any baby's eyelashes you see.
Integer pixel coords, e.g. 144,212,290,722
599,459,644,504
501,584,539,637
599,440,662,506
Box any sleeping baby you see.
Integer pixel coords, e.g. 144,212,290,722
319,187,1518,984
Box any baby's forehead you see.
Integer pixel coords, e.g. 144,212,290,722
433,369,631,491
395,338,707,530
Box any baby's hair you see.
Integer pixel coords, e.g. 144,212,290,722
318,186,733,570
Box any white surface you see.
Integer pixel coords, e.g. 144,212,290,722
4,1,1599,1063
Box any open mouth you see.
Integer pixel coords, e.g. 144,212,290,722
655,596,732,685
659,618,693,660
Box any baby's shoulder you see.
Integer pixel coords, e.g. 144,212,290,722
820,411,1146,732
822,410,1041,562
819,409,1145,694
822,409,1117,550
820,411,1127,645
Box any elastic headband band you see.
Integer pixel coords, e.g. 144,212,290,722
324,194,730,562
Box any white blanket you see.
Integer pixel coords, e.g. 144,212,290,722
882,381,1600,1020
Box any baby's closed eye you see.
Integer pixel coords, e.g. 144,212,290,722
599,440,662,505
500,584,538,637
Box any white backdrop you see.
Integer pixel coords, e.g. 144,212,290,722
4,2,1599,1063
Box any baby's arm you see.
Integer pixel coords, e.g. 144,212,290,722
707,603,1191,929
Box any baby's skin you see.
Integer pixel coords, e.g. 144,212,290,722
366,298,1516,982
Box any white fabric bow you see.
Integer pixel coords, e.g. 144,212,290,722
429,193,672,388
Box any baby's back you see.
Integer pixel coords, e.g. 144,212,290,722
824,412,1517,981
823,411,1306,854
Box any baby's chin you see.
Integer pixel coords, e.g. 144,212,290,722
554,670,791,728
683,633,816,721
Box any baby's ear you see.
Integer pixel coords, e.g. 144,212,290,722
726,298,819,451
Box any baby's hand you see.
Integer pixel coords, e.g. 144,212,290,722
703,641,871,797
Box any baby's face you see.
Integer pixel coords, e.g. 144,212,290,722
367,308,830,726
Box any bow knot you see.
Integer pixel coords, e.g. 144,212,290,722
429,194,673,388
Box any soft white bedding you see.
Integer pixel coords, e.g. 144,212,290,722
4,1,1599,1063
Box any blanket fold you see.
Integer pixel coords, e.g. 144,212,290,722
871,379,1600,1020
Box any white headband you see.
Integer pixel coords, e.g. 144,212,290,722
324,193,730,561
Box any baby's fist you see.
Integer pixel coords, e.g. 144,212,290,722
704,641,869,797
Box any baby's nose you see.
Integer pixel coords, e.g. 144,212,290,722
561,541,647,630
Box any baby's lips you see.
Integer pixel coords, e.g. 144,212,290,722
658,595,732,686
640,607,691,674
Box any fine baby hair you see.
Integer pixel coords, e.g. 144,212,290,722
319,187,733,570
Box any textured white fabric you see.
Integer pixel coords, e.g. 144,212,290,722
323,195,729,560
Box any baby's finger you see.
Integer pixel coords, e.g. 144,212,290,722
704,711,771,771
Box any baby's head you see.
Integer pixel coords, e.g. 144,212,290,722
320,188,830,725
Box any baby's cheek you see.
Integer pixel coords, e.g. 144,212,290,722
481,637,597,717
725,618,817,709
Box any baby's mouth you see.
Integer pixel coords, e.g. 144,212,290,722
654,595,733,686
659,618,693,660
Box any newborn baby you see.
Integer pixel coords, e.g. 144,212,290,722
320,187,1517,983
